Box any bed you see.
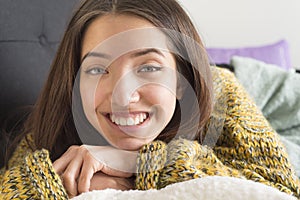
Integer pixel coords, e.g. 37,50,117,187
0,1,299,199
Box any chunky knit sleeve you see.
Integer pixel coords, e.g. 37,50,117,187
135,139,245,190
211,68,300,197
135,68,300,198
0,136,68,199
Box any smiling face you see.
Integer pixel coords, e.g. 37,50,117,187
79,14,178,151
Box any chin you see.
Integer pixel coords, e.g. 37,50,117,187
114,137,151,151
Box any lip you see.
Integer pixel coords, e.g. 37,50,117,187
107,111,148,118
103,112,151,134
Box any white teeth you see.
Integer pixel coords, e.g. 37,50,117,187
134,117,140,125
111,115,115,123
127,118,135,126
115,117,120,125
109,113,148,126
139,114,143,122
120,118,126,126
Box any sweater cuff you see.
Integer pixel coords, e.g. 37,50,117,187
135,141,167,190
24,149,68,199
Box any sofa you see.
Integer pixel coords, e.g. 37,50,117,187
0,0,80,167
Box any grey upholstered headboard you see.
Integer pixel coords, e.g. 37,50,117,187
0,0,80,167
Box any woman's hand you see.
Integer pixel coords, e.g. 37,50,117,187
90,171,134,191
53,145,137,198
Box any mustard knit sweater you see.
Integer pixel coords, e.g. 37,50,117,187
1,68,299,199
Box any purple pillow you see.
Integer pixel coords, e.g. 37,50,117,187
206,39,291,70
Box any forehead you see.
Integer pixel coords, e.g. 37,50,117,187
81,16,175,66
81,14,157,59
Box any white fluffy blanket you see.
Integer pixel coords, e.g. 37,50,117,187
72,176,297,200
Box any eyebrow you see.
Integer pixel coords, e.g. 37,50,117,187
81,48,165,63
81,52,110,63
131,48,165,58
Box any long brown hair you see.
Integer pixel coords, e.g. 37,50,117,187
7,0,213,162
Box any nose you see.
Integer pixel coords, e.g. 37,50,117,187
111,70,141,107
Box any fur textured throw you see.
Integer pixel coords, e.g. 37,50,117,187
72,176,297,200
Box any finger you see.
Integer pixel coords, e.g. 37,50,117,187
78,154,104,194
53,157,70,175
61,153,83,197
107,179,131,191
53,146,78,174
102,165,133,178
116,177,135,190
84,145,137,175
89,173,133,191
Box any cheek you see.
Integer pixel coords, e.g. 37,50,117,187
144,86,177,118
93,82,108,108
80,80,95,112
79,76,103,131
81,78,109,109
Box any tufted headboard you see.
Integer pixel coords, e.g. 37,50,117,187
0,0,80,167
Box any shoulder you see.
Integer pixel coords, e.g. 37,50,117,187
7,133,36,168
210,66,258,112
211,66,243,93
207,66,275,144
1,148,67,199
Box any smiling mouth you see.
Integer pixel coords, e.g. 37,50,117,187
106,112,150,126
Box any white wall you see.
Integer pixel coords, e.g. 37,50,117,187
177,0,300,69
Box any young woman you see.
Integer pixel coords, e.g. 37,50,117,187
1,0,299,199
